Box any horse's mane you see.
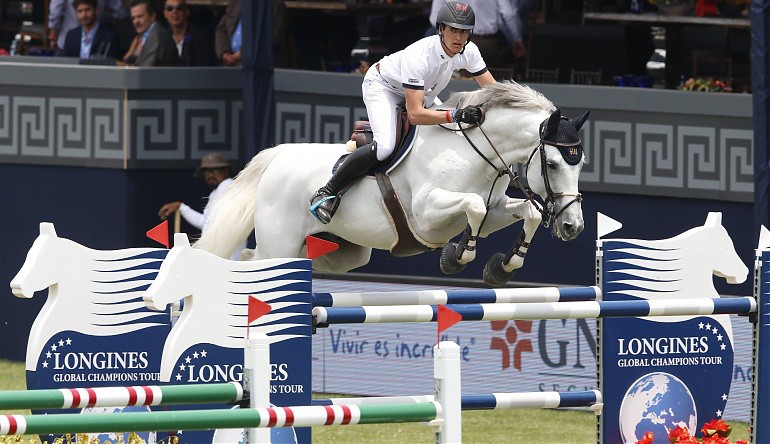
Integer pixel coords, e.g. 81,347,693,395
443,81,555,112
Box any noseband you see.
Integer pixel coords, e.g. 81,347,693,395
440,111,583,230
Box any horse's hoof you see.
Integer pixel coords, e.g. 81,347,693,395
440,242,467,275
483,252,515,287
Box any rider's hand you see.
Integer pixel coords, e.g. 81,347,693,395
454,106,483,124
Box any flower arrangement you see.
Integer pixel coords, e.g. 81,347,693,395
635,419,747,444
678,77,732,92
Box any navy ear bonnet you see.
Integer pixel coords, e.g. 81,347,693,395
539,109,590,166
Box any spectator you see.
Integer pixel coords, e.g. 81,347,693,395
429,0,525,66
61,0,120,59
163,0,216,66
48,0,128,51
121,0,179,66
214,0,241,66
158,152,246,261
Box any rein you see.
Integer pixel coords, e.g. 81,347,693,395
439,112,582,230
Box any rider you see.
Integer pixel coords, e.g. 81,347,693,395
309,0,497,224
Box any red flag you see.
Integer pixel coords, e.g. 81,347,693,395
146,220,169,248
306,236,339,259
437,304,462,340
248,296,271,324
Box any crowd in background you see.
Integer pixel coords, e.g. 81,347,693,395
47,0,247,66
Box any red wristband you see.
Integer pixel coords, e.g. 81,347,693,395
445,110,452,123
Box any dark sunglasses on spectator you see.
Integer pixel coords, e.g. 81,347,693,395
164,4,186,11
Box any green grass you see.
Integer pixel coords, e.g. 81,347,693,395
0,360,752,443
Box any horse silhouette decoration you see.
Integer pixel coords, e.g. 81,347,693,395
143,233,312,383
10,222,169,375
195,82,590,286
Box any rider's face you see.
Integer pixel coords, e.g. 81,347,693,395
439,25,471,56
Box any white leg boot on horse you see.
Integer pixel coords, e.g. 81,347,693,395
309,142,379,224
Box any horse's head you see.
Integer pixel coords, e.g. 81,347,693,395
525,108,589,241
703,212,748,284
10,223,61,298
143,233,196,311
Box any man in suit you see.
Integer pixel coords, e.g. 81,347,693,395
214,0,241,66
61,0,120,59
121,0,179,66
164,0,215,66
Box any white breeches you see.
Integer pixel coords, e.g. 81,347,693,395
362,65,406,161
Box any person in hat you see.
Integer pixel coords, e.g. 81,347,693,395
309,0,496,225
158,152,245,259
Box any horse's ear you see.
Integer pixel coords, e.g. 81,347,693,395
705,212,723,227
173,233,191,247
543,108,561,140
40,222,57,237
570,110,591,131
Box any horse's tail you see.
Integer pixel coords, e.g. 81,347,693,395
193,147,282,258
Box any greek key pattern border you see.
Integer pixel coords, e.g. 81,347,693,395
276,102,753,202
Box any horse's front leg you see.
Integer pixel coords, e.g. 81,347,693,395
420,188,487,272
480,197,543,286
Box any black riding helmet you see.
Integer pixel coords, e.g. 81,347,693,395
436,1,476,30
436,1,475,54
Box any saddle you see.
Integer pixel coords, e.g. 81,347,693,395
333,106,431,257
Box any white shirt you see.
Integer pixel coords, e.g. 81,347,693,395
377,35,487,107
179,178,245,260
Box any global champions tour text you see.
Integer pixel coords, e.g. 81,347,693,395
616,335,725,368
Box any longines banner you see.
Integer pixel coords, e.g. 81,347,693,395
12,225,312,444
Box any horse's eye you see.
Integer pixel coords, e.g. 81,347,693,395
547,161,557,170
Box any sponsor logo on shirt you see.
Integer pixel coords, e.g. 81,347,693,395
408,78,419,83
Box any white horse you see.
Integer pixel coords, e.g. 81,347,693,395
10,223,169,370
196,82,590,285
143,234,311,382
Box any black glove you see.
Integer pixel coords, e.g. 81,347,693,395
454,106,483,124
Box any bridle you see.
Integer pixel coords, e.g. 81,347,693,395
439,110,583,230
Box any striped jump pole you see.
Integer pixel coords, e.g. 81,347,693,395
312,389,603,411
0,403,440,436
312,286,601,307
0,382,245,410
312,297,757,325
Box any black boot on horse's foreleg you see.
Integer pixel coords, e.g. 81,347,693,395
309,142,379,224
483,231,531,286
440,226,476,275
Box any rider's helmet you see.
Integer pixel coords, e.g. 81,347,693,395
436,1,476,32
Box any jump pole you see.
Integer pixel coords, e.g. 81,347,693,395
312,286,601,307
312,389,603,411
312,297,757,325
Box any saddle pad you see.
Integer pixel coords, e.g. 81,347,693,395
331,125,419,177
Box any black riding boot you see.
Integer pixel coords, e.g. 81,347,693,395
309,142,379,224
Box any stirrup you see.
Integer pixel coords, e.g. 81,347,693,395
309,192,338,224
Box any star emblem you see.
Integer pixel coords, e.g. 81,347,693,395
46,351,52,358
721,344,726,350
42,361,48,368
698,322,704,329
705,323,712,330
200,350,207,358
51,344,57,351
185,356,191,364
193,351,199,359
58,339,64,347
712,327,718,334
175,373,182,381
66,338,72,345
717,334,723,341
722,394,728,401
179,364,186,371
716,409,722,417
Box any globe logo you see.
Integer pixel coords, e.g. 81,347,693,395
619,372,697,443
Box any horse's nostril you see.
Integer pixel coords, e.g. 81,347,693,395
564,223,575,235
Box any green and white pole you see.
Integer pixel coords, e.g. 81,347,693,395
0,403,440,435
